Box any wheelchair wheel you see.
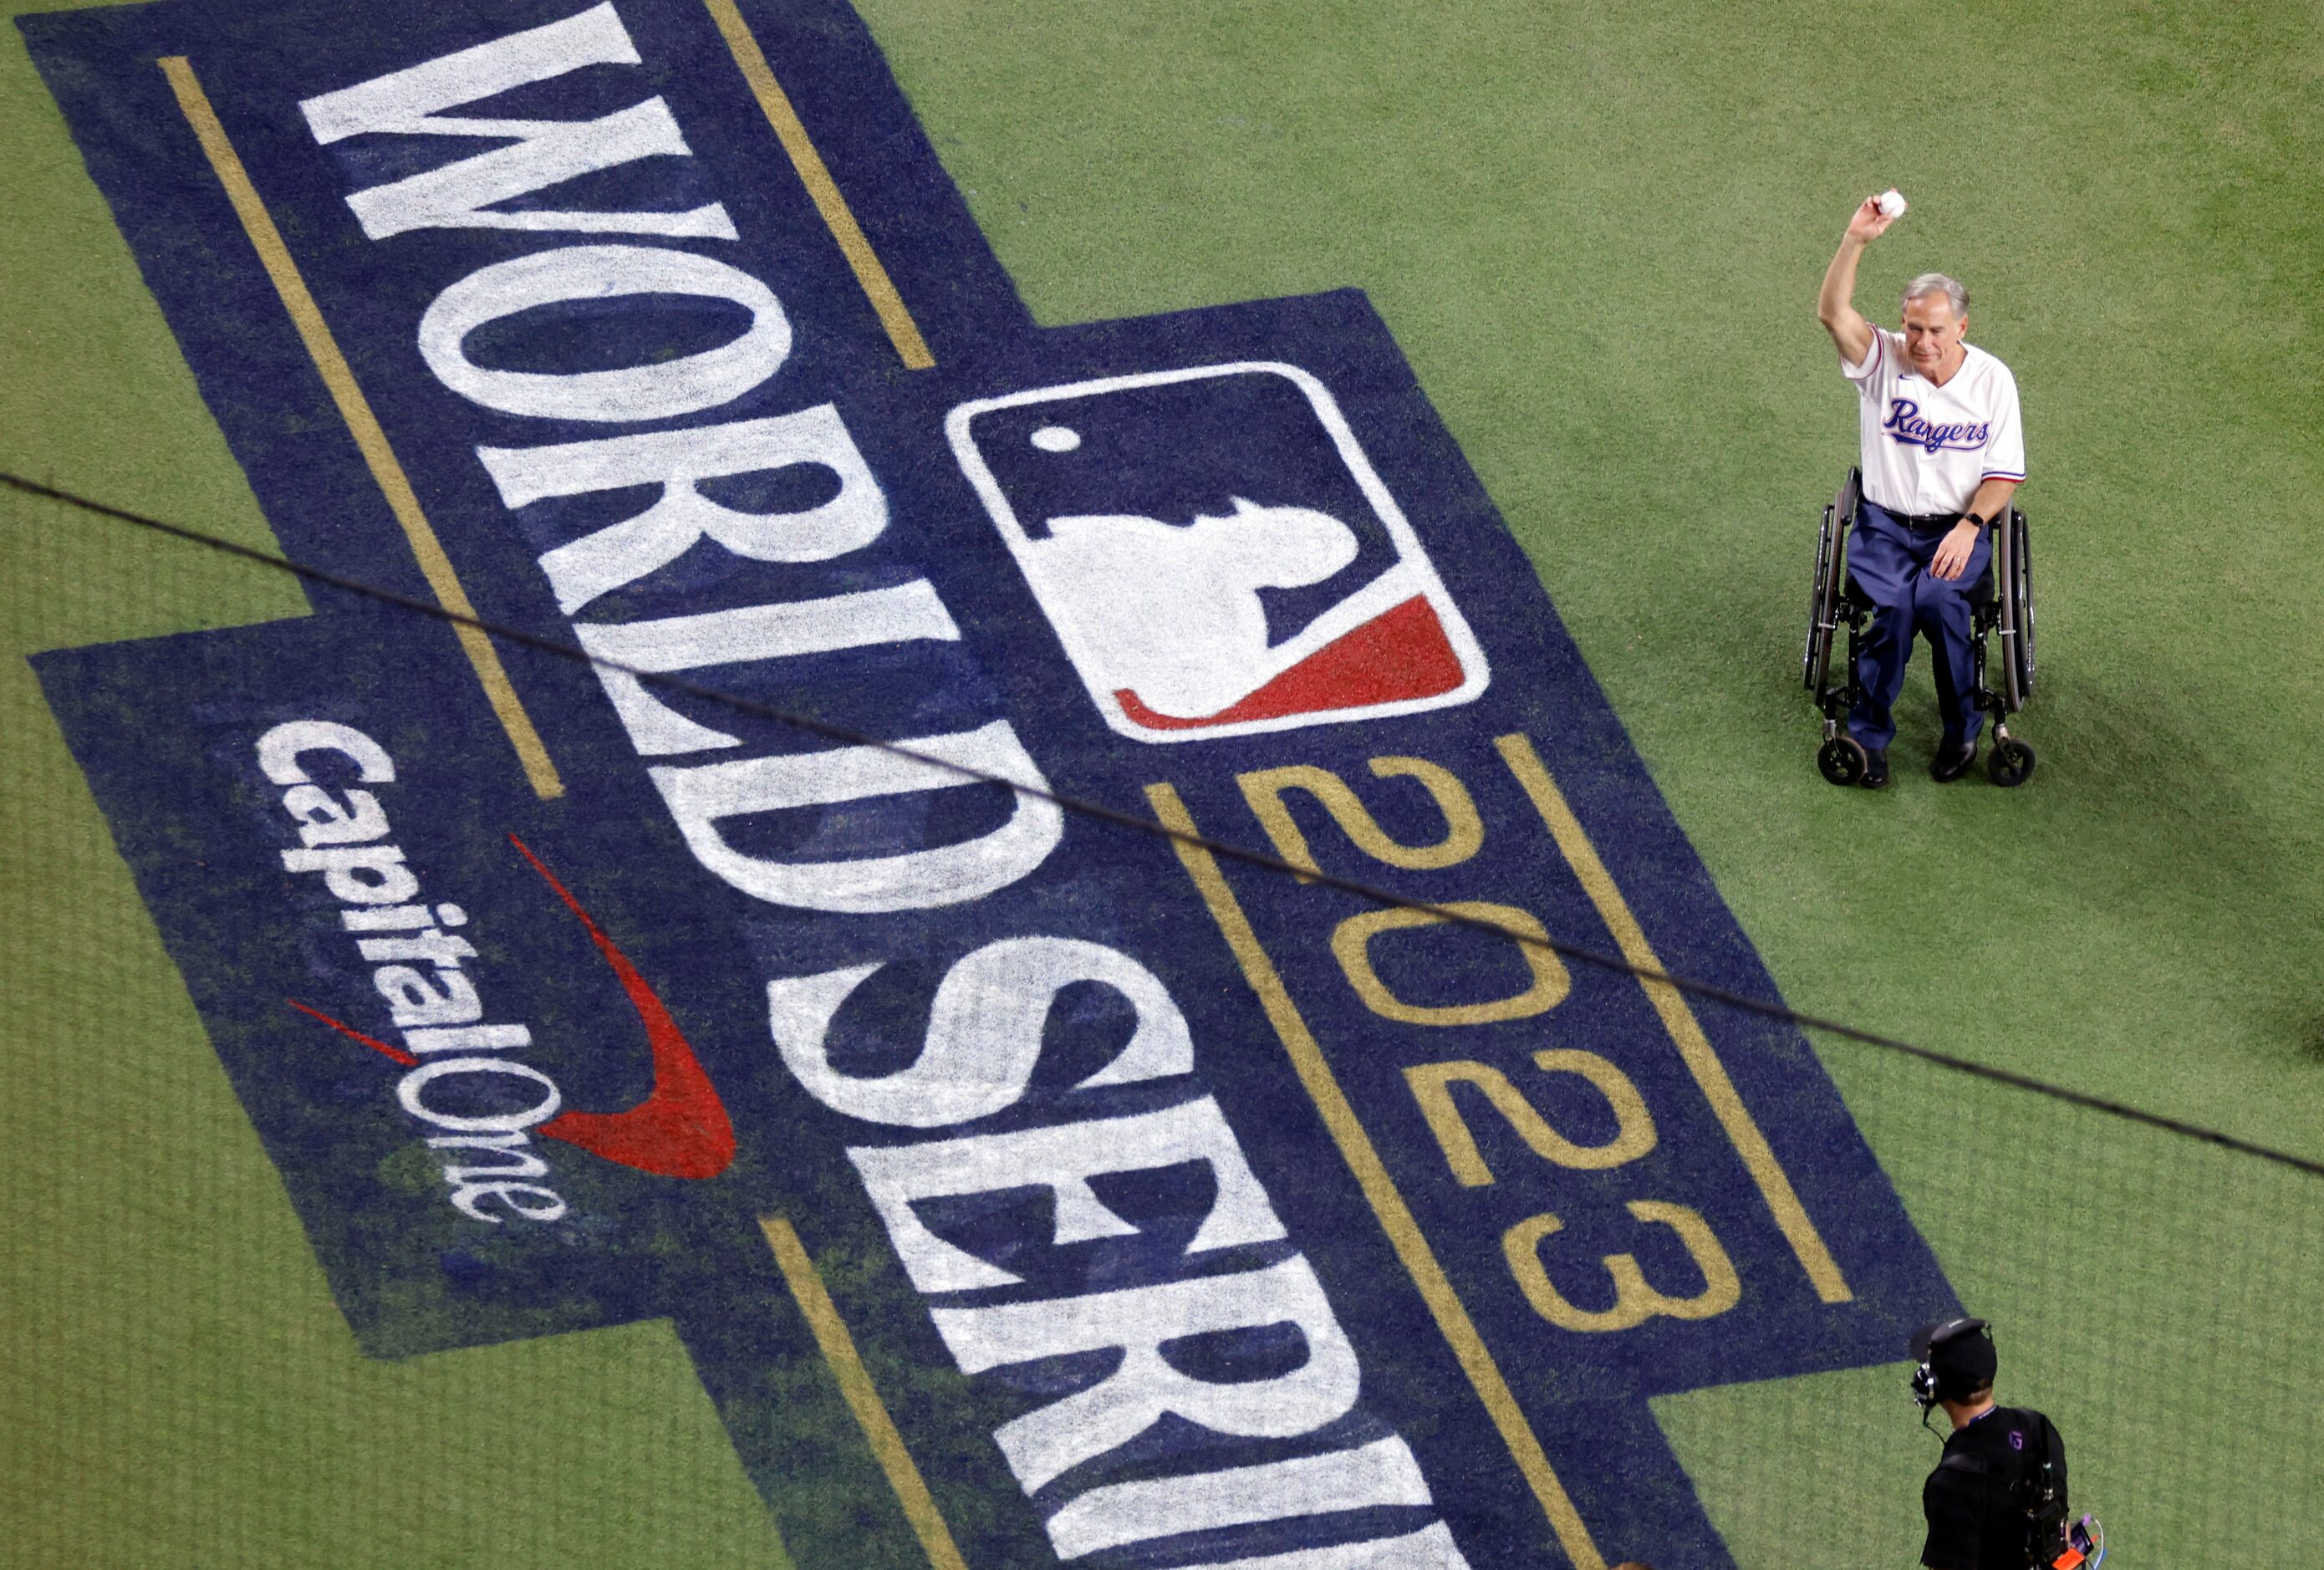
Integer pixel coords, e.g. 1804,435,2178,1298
1802,505,1838,693
1987,737,2036,788
1802,468,1859,696
2010,508,2036,699
1997,507,2035,710
1818,735,1868,786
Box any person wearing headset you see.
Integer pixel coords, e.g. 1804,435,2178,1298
1912,1317,2074,1568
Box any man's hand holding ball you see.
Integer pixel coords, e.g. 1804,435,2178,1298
1847,188,1906,243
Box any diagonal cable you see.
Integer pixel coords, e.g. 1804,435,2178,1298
5,467,2320,1180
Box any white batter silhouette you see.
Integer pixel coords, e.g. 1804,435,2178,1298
1026,497,1358,717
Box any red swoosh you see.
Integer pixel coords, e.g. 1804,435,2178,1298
508,835,734,1180
288,998,416,1065
288,839,735,1181
1116,594,1466,730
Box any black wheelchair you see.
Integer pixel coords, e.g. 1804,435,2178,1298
1801,467,2037,787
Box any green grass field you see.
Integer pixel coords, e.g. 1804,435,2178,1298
5,0,2321,1563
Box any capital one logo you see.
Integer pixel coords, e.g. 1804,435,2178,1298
484,836,736,1181
273,715,739,1216
949,363,1491,742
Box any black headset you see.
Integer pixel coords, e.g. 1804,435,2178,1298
1910,1316,1993,1415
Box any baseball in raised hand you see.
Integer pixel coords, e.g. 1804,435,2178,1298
1847,192,1901,243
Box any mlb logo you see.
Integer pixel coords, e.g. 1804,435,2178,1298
947,362,1491,742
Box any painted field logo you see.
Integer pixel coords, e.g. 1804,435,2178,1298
951,363,1490,742
24,0,1960,1562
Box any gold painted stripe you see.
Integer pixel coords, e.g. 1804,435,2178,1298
1493,733,1852,1304
1146,783,1608,1570
158,57,565,801
703,0,936,370
760,1216,970,1570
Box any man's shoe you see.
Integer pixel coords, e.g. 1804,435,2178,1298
1861,748,1889,788
1929,739,1977,782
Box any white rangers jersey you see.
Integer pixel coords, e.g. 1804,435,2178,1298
1842,329,2026,515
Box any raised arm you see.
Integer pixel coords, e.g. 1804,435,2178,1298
1819,196,1898,366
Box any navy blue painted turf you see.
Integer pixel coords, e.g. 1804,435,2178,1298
23,2,1956,1564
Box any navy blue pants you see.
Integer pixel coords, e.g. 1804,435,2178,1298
1846,501,1993,752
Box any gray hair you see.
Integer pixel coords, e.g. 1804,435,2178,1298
1902,273,1969,319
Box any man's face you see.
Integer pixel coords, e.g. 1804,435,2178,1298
1902,293,1968,376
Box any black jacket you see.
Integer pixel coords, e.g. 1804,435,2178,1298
1921,1405,2065,1569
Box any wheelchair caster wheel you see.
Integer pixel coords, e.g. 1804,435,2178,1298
1987,737,2036,788
1818,737,1868,786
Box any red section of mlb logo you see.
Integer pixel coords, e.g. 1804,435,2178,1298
1112,592,1469,731
947,363,1490,742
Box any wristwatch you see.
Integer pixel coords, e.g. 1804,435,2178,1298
1961,512,1989,532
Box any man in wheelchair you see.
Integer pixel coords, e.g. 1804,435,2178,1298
1810,194,2031,788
